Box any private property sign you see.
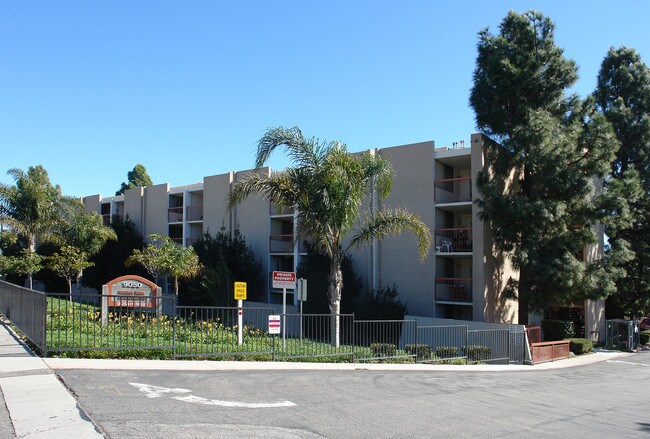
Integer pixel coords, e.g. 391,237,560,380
268,315,281,335
272,271,296,289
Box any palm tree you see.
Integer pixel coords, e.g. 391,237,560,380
0,166,63,288
229,127,431,346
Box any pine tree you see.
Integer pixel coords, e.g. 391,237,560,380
595,47,650,317
469,11,618,320
116,164,153,195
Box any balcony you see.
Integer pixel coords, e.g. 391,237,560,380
269,234,309,253
168,207,183,223
170,237,183,245
186,205,203,222
270,203,294,216
435,228,472,253
435,278,472,303
434,177,472,204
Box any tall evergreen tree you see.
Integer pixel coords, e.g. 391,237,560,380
595,47,650,317
469,11,618,321
116,164,153,195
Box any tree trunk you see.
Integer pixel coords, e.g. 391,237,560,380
28,237,36,290
328,254,343,348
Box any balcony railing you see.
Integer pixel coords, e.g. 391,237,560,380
170,237,183,245
269,235,309,253
434,177,472,203
435,278,472,302
186,205,203,222
168,207,183,223
435,228,472,253
270,203,294,216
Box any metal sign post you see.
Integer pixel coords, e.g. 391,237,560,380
297,278,307,343
234,282,247,346
272,272,296,352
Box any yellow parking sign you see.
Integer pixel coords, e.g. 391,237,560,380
234,282,247,300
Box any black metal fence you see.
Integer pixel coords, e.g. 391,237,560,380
0,280,46,351
1,280,524,364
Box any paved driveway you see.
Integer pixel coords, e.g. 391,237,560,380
56,351,650,438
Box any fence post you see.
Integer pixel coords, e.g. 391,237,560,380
172,298,177,359
41,294,47,357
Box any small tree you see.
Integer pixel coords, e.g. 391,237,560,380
56,198,116,287
47,246,93,301
116,164,153,195
125,234,169,286
0,249,45,286
127,234,200,299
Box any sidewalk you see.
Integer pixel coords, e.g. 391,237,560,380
0,319,632,439
0,322,103,439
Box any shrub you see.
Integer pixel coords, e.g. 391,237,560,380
640,330,650,345
541,319,575,341
465,345,492,362
405,344,431,359
435,346,460,358
370,343,396,357
568,338,593,355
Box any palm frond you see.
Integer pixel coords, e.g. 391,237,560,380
255,126,326,170
347,208,432,260
228,171,300,208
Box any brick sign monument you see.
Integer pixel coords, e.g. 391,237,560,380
101,275,161,325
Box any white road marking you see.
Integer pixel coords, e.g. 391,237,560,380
129,382,192,398
129,382,297,408
606,360,650,367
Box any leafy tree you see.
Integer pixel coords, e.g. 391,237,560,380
57,198,117,256
469,11,618,321
116,164,153,195
595,47,650,317
0,249,45,283
0,166,63,288
82,215,148,291
125,234,170,285
47,246,94,300
181,228,264,306
127,234,201,299
229,126,431,346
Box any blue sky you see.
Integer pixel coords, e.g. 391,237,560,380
1,1,648,198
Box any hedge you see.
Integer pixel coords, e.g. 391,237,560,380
465,345,492,362
568,338,593,355
370,343,396,357
541,319,575,341
405,344,431,359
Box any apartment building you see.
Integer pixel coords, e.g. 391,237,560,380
83,133,605,337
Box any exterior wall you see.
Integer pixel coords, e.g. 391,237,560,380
203,172,233,235
142,183,169,237
83,195,101,214
123,187,144,232
231,168,271,299
376,142,436,317
471,133,519,324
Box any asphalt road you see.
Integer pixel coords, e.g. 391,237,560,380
57,351,650,439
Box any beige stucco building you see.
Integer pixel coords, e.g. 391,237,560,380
83,134,605,337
